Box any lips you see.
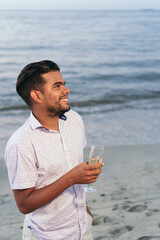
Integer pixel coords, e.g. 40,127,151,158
60,95,69,103
61,99,68,102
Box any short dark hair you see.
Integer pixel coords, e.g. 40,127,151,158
16,60,60,106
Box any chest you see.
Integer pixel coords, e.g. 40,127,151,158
31,127,84,185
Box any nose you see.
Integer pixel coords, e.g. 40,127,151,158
63,85,70,94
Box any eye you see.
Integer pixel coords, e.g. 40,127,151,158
54,84,61,88
53,82,66,88
53,83,62,89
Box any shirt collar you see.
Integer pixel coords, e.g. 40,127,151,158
29,112,42,130
29,112,67,130
59,114,67,121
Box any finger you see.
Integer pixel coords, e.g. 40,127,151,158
81,162,88,166
88,178,98,183
87,174,99,181
88,168,101,175
88,172,101,178
87,163,104,170
90,175,99,180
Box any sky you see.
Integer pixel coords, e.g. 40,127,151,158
0,0,160,10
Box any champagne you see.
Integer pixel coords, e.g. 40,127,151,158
89,157,102,165
84,145,104,192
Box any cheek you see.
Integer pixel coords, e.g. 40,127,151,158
47,92,60,101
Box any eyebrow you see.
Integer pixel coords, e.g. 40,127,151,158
53,81,66,86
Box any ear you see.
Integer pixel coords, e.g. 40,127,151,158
30,90,42,104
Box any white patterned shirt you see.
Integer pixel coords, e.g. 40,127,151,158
4,110,88,240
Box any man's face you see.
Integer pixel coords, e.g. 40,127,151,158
40,71,70,117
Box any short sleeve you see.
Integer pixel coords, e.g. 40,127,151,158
4,142,37,189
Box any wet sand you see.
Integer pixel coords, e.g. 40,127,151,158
85,144,160,240
1,144,160,240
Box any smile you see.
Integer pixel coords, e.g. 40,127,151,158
60,98,69,103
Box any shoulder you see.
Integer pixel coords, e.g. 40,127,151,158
5,118,32,151
65,109,84,123
64,110,85,132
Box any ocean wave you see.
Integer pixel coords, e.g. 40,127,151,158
95,59,160,68
0,105,29,112
1,90,159,113
0,45,52,51
84,72,160,82
71,90,160,107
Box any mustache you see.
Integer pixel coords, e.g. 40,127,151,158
59,94,68,100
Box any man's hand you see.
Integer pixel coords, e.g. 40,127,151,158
69,162,103,185
13,162,103,214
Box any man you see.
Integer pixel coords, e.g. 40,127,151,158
4,60,103,240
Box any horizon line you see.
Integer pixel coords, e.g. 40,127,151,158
0,8,159,11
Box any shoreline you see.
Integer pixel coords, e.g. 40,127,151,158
1,144,160,239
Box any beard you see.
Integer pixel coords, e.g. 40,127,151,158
43,94,70,118
47,103,70,117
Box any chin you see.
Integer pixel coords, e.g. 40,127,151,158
60,106,70,115
47,106,70,117
55,106,70,117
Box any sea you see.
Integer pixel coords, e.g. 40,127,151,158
0,10,160,161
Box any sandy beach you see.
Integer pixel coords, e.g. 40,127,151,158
1,144,160,240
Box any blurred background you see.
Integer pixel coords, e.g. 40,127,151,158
0,0,160,158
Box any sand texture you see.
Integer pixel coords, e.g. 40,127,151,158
85,145,160,240
0,144,160,240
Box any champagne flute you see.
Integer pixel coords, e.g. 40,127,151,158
84,145,104,192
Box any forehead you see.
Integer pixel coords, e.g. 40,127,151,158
41,71,64,84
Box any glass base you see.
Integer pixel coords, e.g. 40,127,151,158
84,185,96,192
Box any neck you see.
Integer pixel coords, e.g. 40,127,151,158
32,109,59,131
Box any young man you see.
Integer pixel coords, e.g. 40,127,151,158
4,60,103,240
